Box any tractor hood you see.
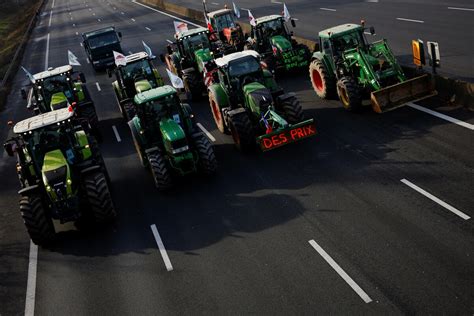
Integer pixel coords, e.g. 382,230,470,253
243,82,273,115
159,118,186,143
135,79,153,94
41,149,73,200
270,35,292,52
50,92,69,110
194,48,213,73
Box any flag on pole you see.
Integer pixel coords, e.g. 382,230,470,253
283,3,291,22
68,50,81,66
142,41,156,59
233,2,240,18
248,9,256,26
166,69,184,89
173,21,188,34
204,13,213,32
113,51,127,67
21,66,35,83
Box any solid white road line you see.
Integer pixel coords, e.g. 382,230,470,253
24,241,38,316
448,7,474,11
45,33,50,69
320,7,336,11
396,17,424,23
132,0,200,27
401,179,471,220
145,27,151,31
95,82,101,91
112,125,122,142
151,224,174,272
407,102,474,131
309,240,373,303
197,123,216,142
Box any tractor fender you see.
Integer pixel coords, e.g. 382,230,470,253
128,117,145,146
276,92,297,103
18,185,40,196
227,107,246,117
311,52,335,78
80,165,101,175
208,84,229,110
182,103,194,118
145,147,160,154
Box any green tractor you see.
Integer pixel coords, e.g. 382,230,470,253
247,15,311,73
128,85,217,190
162,27,222,100
207,51,316,152
21,65,100,137
3,108,116,245
309,23,436,113
109,52,164,121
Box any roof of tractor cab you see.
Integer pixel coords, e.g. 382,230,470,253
319,24,362,38
215,50,260,67
134,85,177,105
14,108,74,134
124,52,149,64
82,26,116,38
207,9,232,18
256,15,282,25
33,65,73,81
177,27,209,40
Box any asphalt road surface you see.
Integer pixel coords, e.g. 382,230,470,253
0,0,473,315
173,0,474,81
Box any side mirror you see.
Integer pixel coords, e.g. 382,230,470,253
118,32,122,38
369,26,375,35
166,44,173,55
21,88,27,100
3,143,14,157
291,19,296,28
79,72,86,83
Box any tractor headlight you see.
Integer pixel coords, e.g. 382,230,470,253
66,179,72,185
46,185,52,192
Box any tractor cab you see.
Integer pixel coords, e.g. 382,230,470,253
253,15,291,50
206,8,245,51
176,28,216,71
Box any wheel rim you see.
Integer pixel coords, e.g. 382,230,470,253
211,99,222,128
312,68,324,92
338,85,350,108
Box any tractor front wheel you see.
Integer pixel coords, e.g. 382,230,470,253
229,112,255,152
309,59,336,99
20,195,55,245
193,134,217,175
183,71,202,101
81,106,102,142
280,96,304,124
148,151,173,191
84,171,116,223
209,91,228,134
337,77,362,112
128,121,146,167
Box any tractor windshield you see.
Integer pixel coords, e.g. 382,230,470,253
121,59,154,82
88,31,120,49
259,19,287,38
145,94,180,121
41,74,73,106
331,31,366,54
228,56,261,78
182,32,211,52
213,13,236,31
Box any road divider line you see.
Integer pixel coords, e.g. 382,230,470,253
51,0,55,9
24,241,38,316
407,102,474,130
309,240,373,303
320,7,336,11
48,10,53,27
95,82,101,91
166,39,173,44
151,224,173,272
401,179,470,220
112,125,121,142
132,0,200,27
75,31,78,35
448,7,474,11
145,27,151,31
396,17,424,23
45,33,50,70
131,18,136,21
197,123,216,142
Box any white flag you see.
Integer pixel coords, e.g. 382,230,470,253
283,3,291,22
233,2,240,18
113,51,127,67
248,10,256,26
68,50,81,66
21,66,35,83
142,41,155,59
173,21,188,34
166,69,184,89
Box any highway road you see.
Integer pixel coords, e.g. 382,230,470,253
0,0,473,314
172,0,474,81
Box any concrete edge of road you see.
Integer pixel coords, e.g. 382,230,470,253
137,0,474,111
0,0,47,111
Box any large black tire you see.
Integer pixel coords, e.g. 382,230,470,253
309,59,336,99
84,171,116,223
81,105,102,142
183,71,202,101
193,134,217,175
123,101,136,122
128,120,146,167
148,151,173,191
208,91,229,134
88,136,111,184
337,76,362,112
279,96,304,124
20,195,55,245
228,112,255,152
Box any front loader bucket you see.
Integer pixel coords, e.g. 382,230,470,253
371,74,437,113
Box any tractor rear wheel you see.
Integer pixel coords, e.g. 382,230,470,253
309,59,336,99
148,151,173,191
193,134,217,175
183,71,202,101
84,171,116,223
121,100,136,121
81,105,102,142
128,120,146,167
229,112,255,152
209,91,228,134
280,96,304,124
337,77,362,112
20,195,55,245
